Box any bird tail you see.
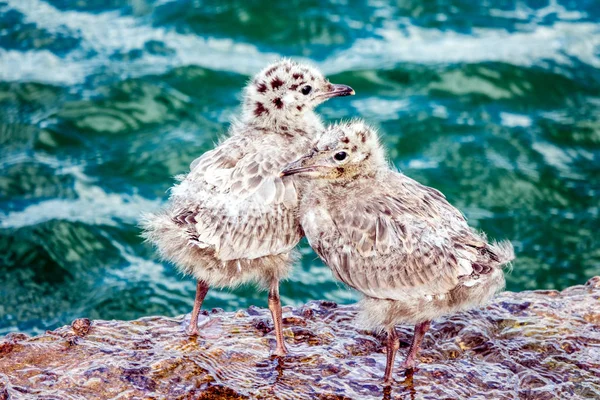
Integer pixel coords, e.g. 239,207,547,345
487,239,515,271
139,210,183,252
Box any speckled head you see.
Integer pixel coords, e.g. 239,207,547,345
242,59,354,128
281,120,387,181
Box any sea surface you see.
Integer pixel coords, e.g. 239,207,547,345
0,0,599,336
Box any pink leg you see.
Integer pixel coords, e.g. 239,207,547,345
383,327,400,384
187,280,210,336
401,320,431,369
268,279,288,356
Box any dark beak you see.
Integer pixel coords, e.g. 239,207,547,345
320,84,355,99
280,155,317,177
280,166,318,177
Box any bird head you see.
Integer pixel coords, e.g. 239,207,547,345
280,120,386,182
242,59,354,128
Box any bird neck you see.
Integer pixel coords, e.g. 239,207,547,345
242,109,324,138
314,168,378,190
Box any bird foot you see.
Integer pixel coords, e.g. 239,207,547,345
186,326,200,336
383,376,394,386
271,346,289,358
185,314,212,336
400,358,417,370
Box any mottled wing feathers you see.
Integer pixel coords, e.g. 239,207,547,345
227,148,300,208
171,135,307,261
304,172,483,300
392,174,467,224
189,199,299,261
189,136,248,176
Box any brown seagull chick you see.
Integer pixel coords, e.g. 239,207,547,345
281,120,514,381
141,60,354,355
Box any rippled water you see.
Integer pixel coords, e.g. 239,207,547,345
0,0,599,336
2,281,599,399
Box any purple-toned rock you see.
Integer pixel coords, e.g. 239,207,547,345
1,278,599,399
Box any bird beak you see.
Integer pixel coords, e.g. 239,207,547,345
280,155,318,177
280,166,317,177
320,84,355,99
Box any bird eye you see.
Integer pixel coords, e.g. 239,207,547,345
333,151,347,161
301,85,312,95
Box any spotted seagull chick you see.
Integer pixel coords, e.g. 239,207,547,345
281,120,514,381
141,60,354,356
241,60,354,133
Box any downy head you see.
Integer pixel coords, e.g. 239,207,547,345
280,120,386,182
242,59,354,132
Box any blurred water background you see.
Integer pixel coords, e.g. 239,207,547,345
0,0,599,336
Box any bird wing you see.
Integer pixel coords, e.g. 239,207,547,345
305,172,481,300
171,134,306,261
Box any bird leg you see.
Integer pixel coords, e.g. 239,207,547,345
268,279,288,356
187,279,210,336
401,320,431,369
384,327,400,384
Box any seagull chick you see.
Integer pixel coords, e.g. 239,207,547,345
141,60,354,356
281,120,514,381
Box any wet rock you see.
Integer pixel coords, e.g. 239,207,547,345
300,307,314,319
252,319,272,336
1,279,600,399
72,317,92,336
198,385,248,399
0,342,13,356
319,301,338,309
246,306,263,316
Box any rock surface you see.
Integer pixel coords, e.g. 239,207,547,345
1,278,600,400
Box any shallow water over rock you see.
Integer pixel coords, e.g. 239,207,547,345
1,277,599,399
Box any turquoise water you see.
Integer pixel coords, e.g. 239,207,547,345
0,0,599,336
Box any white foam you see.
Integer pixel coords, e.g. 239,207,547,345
407,159,439,170
500,112,533,128
350,97,410,119
0,49,87,85
3,0,281,84
0,175,163,228
531,141,582,178
322,21,600,73
489,0,586,21
3,0,600,86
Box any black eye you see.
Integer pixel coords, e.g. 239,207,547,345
301,85,312,95
334,151,347,161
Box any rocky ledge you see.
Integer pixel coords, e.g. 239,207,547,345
1,278,600,400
